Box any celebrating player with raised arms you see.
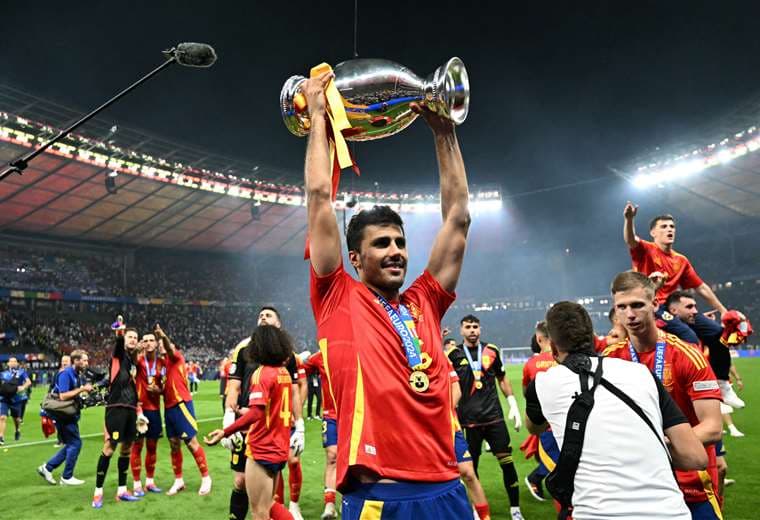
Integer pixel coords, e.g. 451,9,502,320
206,325,296,520
130,332,165,496
156,323,212,497
303,71,472,519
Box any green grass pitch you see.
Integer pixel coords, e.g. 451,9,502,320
1,359,757,519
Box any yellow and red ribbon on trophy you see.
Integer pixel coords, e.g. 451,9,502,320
303,63,360,260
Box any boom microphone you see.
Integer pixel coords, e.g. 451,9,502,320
164,42,217,68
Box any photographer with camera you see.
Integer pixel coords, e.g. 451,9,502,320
37,350,92,486
524,301,708,519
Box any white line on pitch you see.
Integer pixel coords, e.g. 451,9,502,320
2,416,222,450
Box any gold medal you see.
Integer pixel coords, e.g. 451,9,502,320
147,376,155,385
409,371,430,393
475,381,483,389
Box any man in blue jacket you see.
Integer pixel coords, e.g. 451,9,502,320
0,356,32,444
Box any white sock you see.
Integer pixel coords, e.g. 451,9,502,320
146,478,154,486
94,487,103,496
134,481,142,490
510,506,521,512
117,485,127,495
174,478,184,486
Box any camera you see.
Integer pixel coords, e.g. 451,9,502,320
77,368,109,408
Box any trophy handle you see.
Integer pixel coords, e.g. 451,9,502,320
280,75,310,137
429,57,470,125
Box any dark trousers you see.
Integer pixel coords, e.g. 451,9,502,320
307,383,321,417
46,420,82,479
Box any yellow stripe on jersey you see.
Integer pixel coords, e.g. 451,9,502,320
349,357,366,466
538,439,557,472
358,499,384,520
698,470,724,520
665,333,707,369
231,338,249,363
319,339,338,414
602,341,627,357
178,402,198,430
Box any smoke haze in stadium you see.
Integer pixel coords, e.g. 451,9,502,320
2,1,760,348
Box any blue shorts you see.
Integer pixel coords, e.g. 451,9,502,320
687,500,722,520
322,417,337,448
165,401,198,440
537,430,560,476
715,439,726,457
142,409,163,439
454,430,471,463
0,400,23,418
256,459,286,475
342,479,470,520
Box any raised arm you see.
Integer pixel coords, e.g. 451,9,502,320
154,323,178,360
303,72,342,276
694,283,728,315
623,201,639,249
415,104,471,292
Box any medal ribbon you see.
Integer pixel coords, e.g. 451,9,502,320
144,356,157,378
374,292,423,369
463,342,483,385
628,339,666,381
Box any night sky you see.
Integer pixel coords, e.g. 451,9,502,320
3,1,760,245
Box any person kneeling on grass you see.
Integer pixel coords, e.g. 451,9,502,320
205,324,296,520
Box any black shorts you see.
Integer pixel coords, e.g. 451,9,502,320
105,406,137,444
464,420,512,456
230,433,247,473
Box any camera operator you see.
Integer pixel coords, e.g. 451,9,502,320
37,350,92,486
524,302,707,520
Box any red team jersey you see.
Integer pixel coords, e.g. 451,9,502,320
603,330,722,504
302,351,337,420
244,365,293,463
310,265,459,490
163,349,192,409
521,351,557,388
630,239,704,303
135,353,164,411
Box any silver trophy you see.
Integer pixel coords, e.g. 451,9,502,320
280,57,469,141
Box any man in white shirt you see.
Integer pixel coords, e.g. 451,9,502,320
524,301,707,520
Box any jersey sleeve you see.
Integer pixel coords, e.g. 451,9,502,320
629,238,649,265
524,380,547,426
228,342,248,381
310,263,351,324
522,359,533,388
679,258,704,290
248,367,273,407
677,346,722,402
286,355,299,383
447,359,460,383
303,352,321,376
56,370,75,393
489,345,506,378
403,270,456,323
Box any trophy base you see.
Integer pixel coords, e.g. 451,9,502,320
432,57,469,125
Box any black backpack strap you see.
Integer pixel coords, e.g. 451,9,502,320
598,377,672,463
545,357,604,518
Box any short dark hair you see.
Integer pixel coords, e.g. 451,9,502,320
610,271,655,299
125,327,139,336
649,214,675,230
545,301,594,354
247,325,294,366
535,320,549,337
259,306,281,321
443,337,456,345
665,290,695,311
346,205,404,252
460,314,480,325
530,335,541,354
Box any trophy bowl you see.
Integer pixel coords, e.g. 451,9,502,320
280,57,470,141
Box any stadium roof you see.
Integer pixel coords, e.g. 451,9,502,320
0,85,501,254
616,92,760,229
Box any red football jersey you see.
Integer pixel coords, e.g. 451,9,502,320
163,349,192,409
302,351,336,420
311,265,459,490
603,330,722,504
244,365,293,464
629,239,704,303
135,353,164,411
522,351,557,388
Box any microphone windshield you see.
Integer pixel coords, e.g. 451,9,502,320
166,42,217,68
